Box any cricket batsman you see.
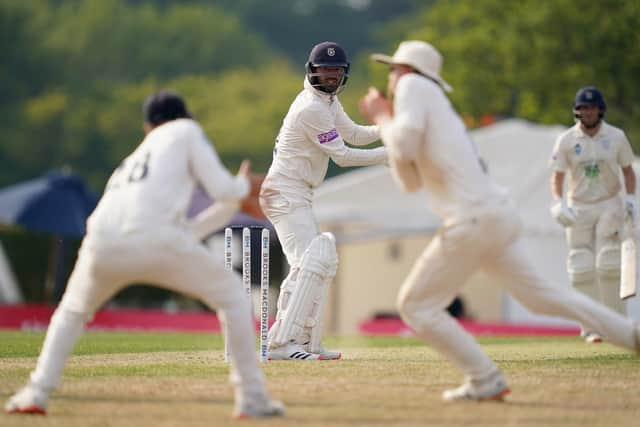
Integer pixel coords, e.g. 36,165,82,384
550,86,636,343
260,41,387,360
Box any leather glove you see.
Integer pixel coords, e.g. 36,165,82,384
550,199,576,227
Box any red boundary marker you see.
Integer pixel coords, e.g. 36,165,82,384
1,304,580,336
359,317,580,337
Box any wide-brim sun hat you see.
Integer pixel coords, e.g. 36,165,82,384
371,40,453,92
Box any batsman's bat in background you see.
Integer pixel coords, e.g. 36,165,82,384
620,215,637,300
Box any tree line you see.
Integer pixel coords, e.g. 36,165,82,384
1,0,639,301
2,0,638,191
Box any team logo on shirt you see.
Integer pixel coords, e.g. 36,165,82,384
574,143,582,155
584,163,600,178
317,128,339,144
601,138,610,150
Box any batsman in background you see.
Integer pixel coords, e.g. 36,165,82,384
359,40,640,402
260,41,387,360
5,91,284,419
550,86,636,343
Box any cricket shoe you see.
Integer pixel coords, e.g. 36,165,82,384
581,331,603,344
267,343,324,360
232,396,285,419
5,384,49,415
305,345,342,360
442,369,510,402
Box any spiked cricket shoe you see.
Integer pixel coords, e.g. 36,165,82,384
308,346,342,360
582,331,603,344
267,343,324,360
232,397,285,419
442,369,510,402
5,384,49,415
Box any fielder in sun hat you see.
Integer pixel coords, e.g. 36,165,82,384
371,40,453,92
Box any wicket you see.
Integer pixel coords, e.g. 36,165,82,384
224,226,270,363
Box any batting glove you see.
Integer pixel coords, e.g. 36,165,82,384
550,199,576,227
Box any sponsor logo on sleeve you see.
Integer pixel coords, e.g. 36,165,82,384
317,128,339,144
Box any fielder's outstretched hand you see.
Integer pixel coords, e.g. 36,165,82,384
359,87,393,124
237,160,267,220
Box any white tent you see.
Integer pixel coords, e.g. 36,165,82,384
313,118,639,334
0,240,22,304
315,118,566,238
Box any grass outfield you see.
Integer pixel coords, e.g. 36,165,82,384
0,331,638,426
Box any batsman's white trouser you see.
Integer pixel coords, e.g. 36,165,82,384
260,187,333,350
29,225,268,401
397,199,637,380
567,196,626,314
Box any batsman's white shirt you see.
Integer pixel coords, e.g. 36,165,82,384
261,79,386,266
379,73,637,381
89,118,248,234
263,79,385,205
550,121,633,204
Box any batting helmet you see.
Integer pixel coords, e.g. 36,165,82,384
573,86,606,118
305,41,350,94
143,91,192,126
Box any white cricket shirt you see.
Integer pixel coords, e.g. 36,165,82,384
88,119,248,233
263,79,385,201
550,121,634,204
379,73,505,222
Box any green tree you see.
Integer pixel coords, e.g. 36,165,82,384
370,0,640,147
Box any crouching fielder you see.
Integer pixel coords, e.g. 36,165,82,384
260,41,387,361
5,91,284,419
359,40,640,402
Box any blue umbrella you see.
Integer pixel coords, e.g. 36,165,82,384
0,170,98,237
0,171,99,303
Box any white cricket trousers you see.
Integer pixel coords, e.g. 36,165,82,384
397,200,637,380
29,225,268,400
567,196,626,314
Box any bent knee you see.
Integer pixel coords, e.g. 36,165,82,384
396,293,443,330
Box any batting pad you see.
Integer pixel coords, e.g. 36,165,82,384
270,233,337,346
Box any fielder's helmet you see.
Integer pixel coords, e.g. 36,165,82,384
305,41,350,94
143,90,192,125
573,86,606,117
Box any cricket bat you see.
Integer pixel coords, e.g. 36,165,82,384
620,215,637,300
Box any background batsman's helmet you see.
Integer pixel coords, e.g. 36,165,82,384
573,86,606,118
305,41,350,94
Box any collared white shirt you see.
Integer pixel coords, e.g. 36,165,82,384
550,121,633,203
263,79,385,201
